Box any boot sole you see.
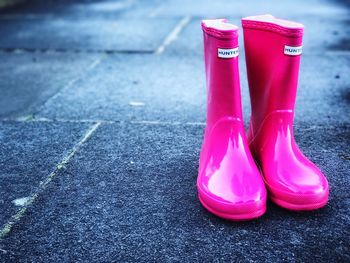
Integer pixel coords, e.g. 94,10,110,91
198,195,266,221
269,195,328,211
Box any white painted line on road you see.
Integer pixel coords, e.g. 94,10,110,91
0,122,101,239
155,16,191,55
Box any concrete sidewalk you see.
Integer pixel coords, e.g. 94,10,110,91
0,0,349,262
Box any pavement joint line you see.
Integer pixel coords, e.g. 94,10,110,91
148,4,163,18
0,117,206,126
0,14,53,19
325,50,350,55
0,48,155,55
0,0,136,19
155,16,191,55
1,117,349,129
0,122,101,239
23,117,116,124
0,0,25,9
32,55,104,116
130,120,206,126
0,48,348,56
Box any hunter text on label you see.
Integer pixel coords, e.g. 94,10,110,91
218,47,239,58
284,45,302,56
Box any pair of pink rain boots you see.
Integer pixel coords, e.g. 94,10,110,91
197,15,329,221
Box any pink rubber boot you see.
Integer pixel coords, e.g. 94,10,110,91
242,15,329,211
197,19,267,221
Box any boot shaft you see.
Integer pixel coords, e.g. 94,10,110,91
242,15,304,132
202,19,243,129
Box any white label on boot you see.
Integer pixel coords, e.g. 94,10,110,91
284,45,302,56
218,47,239,58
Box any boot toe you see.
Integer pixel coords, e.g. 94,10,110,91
266,173,329,211
197,118,267,220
